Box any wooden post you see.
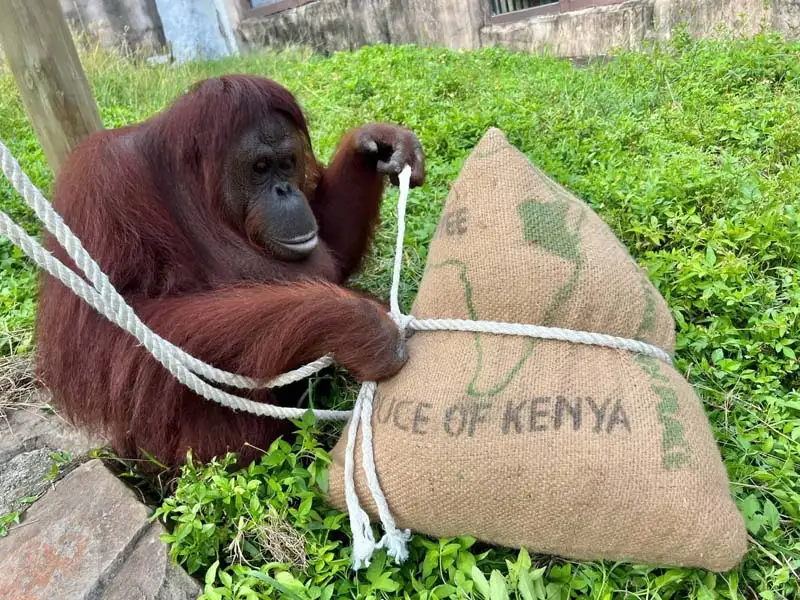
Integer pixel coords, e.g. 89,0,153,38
0,0,103,175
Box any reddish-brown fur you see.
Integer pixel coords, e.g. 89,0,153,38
34,75,415,468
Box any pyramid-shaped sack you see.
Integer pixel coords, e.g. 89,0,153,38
326,128,747,572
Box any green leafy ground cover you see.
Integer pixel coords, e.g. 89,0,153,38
1,30,799,599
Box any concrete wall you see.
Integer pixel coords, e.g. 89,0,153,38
480,0,656,56
481,0,782,56
773,0,800,37
59,0,165,52
59,0,239,61
57,0,800,61
653,0,772,40
153,0,237,61
239,0,377,54
407,0,487,49
237,0,485,54
236,0,800,59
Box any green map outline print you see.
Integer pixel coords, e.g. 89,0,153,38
427,197,586,399
636,274,657,339
537,169,660,341
635,354,692,470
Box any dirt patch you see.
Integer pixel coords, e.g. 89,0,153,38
0,354,44,420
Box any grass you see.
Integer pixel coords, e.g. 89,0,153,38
2,28,800,599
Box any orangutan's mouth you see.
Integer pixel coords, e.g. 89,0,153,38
275,230,318,258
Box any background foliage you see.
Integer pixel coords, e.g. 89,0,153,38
1,29,799,598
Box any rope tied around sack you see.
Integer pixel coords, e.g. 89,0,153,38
0,138,673,570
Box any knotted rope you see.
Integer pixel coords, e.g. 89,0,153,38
0,138,672,569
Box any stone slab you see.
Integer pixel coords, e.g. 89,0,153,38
0,459,201,600
101,522,202,600
0,448,54,515
0,392,106,463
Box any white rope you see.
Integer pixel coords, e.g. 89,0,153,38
342,383,377,568
356,167,414,565
409,318,672,363
0,138,673,570
0,140,345,419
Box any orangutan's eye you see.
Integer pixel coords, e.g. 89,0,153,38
279,156,295,172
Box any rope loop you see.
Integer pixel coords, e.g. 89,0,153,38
391,312,415,333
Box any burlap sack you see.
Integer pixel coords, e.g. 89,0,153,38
326,128,747,572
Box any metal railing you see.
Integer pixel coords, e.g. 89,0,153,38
239,0,315,19
490,0,558,15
